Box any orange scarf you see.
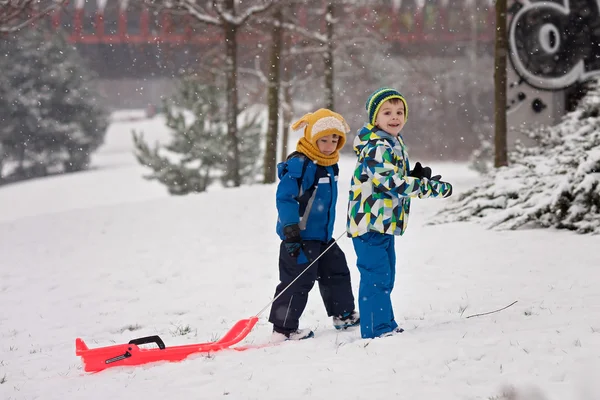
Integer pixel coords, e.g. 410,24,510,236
296,137,339,166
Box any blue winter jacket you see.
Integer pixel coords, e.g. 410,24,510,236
275,154,338,242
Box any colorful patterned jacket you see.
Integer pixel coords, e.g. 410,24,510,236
346,124,453,237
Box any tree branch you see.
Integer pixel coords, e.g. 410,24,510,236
234,0,275,26
145,0,274,27
0,0,67,33
465,301,518,319
144,0,220,25
280,20,327,43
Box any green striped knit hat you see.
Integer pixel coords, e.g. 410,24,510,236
366,87,408,125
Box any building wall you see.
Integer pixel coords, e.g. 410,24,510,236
505,0,600,147
506,64,565,150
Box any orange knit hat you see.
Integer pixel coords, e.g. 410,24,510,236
291,108,349,151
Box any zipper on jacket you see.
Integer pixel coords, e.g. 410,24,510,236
325,166,334,241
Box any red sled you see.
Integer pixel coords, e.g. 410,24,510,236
76,317,258,372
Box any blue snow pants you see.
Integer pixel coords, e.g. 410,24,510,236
352,232,399,338
268,240,355,331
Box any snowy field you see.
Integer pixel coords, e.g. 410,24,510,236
1,112,600,400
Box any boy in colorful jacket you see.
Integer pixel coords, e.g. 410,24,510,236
269,108,359,342
347,88,453,339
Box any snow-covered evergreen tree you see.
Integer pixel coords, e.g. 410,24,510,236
0,26,108,182
133,78,263,195
146,0,274,188
431,78,600,235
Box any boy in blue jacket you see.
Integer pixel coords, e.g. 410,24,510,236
347,88,453,339
269,108,359,342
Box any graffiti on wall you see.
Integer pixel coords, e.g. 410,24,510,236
508,0,600,90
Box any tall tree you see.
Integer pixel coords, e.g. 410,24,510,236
494,0,508,167
243,0,391,176
280,65,293,163
324,2,335,110
146,0,275,187
0,0,66,33
0,27,108,183
278,0,386,115
263,4,283,184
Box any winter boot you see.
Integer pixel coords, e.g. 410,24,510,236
333,310,360,330
271,326,315,343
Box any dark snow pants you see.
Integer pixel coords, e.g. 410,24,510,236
268,240,355,331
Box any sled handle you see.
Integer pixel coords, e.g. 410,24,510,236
128,335,166,349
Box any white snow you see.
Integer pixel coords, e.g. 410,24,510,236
1,114,600,400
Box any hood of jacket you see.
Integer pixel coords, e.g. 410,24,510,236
353,124,398,157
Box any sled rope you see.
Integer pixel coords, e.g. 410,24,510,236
255,231,347,318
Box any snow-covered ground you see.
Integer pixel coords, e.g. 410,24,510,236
1,113,599,400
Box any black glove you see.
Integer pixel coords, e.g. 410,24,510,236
409,162,432,180
430,174,442,181
283,224,303,258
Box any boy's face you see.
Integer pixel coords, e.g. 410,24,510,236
374,99,406,137
316,134,339,156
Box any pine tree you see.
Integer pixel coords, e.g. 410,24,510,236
133,78,263,195
226,110,262,187
432,79,600,235
0,26,109,182
147,0,275,187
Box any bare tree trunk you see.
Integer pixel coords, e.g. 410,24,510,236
469,6,479,107
494,0,508,168
224,0,241,186
263,5,283,184
281,64,293,163
324,2,335,110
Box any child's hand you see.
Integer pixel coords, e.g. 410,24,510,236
409,162,432,180
283,224,303,257
428,174,451,197
433,180,453,198
284,242,302,258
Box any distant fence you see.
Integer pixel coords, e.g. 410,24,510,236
50,0,495,45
